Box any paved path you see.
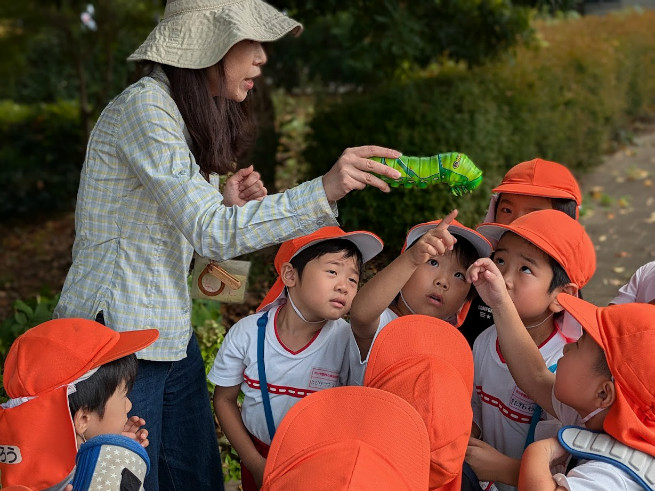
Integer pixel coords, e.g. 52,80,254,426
578,125,655,304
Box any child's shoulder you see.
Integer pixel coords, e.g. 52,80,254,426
472,323,498,349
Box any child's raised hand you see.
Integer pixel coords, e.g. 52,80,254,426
406,209,458,266
466,257,509,308
122,415,149,448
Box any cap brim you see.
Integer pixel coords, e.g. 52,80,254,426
476,221,563,268
293,231,384,264
556,294,603,348
93,329,159,368
404,221,492,258
492,183,578,202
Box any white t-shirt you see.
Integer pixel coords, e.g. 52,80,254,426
550,392,642,491
472,324,569,491
611,261,655,305
208,305,352,445
347,308,398,386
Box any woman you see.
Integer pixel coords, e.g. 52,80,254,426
53,0,401,489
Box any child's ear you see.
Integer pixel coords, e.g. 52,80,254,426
549,283,579,313
280,262,298,288
73,408,91,437
596,379,616,409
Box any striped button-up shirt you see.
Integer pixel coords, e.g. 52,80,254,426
54,66,338,361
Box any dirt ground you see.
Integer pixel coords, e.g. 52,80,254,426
1,123,654,321
577,122,655,304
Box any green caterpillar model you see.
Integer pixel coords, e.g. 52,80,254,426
371,152,483,196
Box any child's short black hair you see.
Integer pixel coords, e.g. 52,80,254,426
494,194,578,220
548,256,571,293
68,354,138,418
290,238,364,280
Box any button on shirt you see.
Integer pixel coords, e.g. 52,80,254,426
54,66,338,361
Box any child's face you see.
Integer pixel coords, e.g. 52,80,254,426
555,331,609,414
292,252,360,320
492,233,558,325
399,249,471,321
495,193,553,225
85,381,132,439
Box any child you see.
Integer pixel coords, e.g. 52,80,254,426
465,209,596,491
261,386,431,491
209,226,383,490
460,158,582,346
609,260,655,305
364,315,474,491
0,318,158,490
468,269,655,489
518,299,655,490
349,209,491,384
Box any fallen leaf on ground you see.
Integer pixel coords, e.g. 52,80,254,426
613,267,625,273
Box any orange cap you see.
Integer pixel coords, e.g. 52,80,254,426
364,315,474,491
476,209,595,289
257,227,384,312
493,158,582,205
556,295,655,457
0,318,158,489
261,386,430,490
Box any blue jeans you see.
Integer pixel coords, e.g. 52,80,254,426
128,333,224,491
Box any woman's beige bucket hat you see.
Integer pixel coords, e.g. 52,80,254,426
127,0,302,69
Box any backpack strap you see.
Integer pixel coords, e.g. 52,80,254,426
257,311,276,441
524,363,558,449
558,425,655,491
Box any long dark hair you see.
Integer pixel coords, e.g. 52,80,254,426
161,61,257,176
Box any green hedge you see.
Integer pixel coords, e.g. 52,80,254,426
0,100,84,218
305,10,655,249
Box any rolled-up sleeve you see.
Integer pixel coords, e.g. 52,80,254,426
117,90,337,260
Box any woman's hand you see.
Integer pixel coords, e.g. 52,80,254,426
223,165,267,207
321,146,402,202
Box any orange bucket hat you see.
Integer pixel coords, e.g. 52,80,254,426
556,296,655,457
257,226,384,312
493,158,582,205
476,209,596,289
0,318,158,489
364,315,474,491
261,386,430,490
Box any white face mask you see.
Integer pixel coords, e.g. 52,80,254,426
580,406,608,424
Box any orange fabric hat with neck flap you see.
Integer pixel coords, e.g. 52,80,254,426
556,296,655,457
0,318,158,489
364,315,474,491
261,386,430,490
